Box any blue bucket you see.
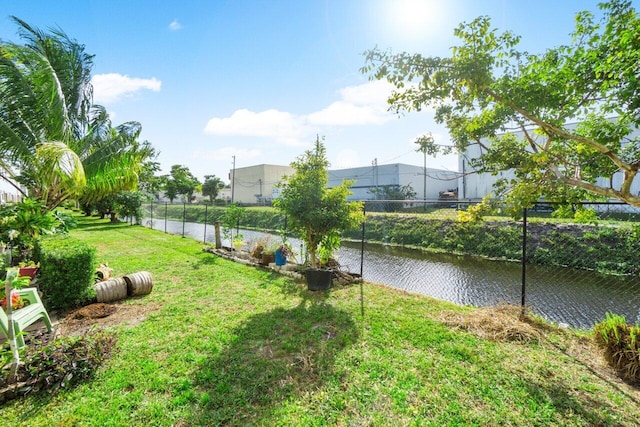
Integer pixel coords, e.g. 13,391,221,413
275,249,286,266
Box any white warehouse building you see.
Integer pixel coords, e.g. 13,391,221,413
457,121,640,205
328,163,458,202
229,163,458,205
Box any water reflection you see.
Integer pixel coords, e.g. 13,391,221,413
145,219,640,329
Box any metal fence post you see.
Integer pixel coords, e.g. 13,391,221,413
182,203,186,237
521,207,527,314
360,204,366,279
360,203,366,317
164,202,168,233
204,204,208,243
150,201,153,228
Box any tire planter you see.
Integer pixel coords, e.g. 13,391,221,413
305,269,332,291
124,271,154,297
95,278,128,302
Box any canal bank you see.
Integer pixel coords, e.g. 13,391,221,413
143,217,640,329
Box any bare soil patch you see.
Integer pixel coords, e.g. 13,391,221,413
55,300,158,337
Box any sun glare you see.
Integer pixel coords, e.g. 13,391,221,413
374,0,449,50
391,0,433,32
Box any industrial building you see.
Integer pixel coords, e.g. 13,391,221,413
229,163,458,204
328,163,457,202
230,164,294,205
457,122,640,203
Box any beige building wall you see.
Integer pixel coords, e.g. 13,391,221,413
230,164,293,204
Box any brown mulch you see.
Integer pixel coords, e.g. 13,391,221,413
55,300,158,337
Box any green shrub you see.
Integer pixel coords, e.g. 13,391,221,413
593,313,640,383
33,235,96,309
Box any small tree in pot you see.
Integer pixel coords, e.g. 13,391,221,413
274,137,363,289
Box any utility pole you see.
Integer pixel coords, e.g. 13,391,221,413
414,132,433,212
231,155,236,204
372,158,378,198
423,149,427,211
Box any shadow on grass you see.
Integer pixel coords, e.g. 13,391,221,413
73,216,135,232
188,301,358,425
522,379,632,425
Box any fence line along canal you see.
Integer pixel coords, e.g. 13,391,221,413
142,214,640,330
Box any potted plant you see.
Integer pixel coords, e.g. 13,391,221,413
274,242,294,266
18,260,39,280
221,203,246,252
232,234,245,252
251,235,276,265
274,137,363,290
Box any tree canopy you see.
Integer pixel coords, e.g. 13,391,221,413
164,165,201,203
362,0,640,210
0,17,154,209
202,175,225,203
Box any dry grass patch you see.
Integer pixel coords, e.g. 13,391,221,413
438,304,546,344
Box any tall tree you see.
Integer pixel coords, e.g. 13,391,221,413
369,184,417,212
202,175,225,203
274,137,363,268
138,159,164,200
362,0,640,211
0,17,152,209
164,165,201,203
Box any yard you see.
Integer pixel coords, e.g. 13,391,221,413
1,215,639,426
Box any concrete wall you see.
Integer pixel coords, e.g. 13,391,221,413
231,164,293,204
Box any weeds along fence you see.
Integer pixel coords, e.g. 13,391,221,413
141,201,640,328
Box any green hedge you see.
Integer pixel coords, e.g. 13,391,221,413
33,235,96,309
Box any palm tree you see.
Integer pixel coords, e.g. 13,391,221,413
0,17,151,210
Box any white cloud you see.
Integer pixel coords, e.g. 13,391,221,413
308,80,395,126
307,101,390,126
194,147,262,161
202,80,400,145
339,79,396,106
92,73,161,104
332,149,361,169
204,109,310,146
169,19,182,31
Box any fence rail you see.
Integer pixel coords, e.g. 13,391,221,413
140,201,640,329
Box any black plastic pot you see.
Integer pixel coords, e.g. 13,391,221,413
305,269,332,291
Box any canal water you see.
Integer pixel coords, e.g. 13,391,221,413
145,218,640,329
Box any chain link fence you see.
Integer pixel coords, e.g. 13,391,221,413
141,201,640,329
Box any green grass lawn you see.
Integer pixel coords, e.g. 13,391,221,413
1,215,639,426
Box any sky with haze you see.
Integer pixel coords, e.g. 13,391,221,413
0,0,627,184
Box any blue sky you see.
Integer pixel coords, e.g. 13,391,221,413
0,0,623,184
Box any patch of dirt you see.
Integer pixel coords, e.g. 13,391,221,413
54,300,159,338
68,303,117,319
